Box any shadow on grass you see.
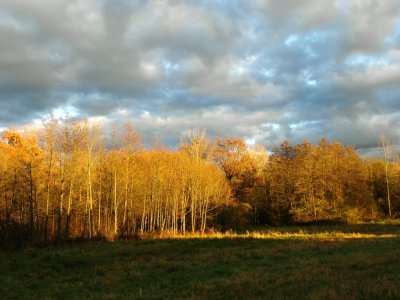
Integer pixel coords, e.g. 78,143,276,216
1,223,400,299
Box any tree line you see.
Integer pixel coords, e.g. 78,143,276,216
0,118,399,248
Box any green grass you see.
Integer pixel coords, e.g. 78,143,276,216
1,224,400,299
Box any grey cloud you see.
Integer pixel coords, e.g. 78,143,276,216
0,0,399,155
339,0,400,55
251,0,337,30
106,106,281,148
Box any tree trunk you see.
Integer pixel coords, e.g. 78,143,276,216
114,169,118,235
66,179,73,238
29,163,34,241
385,163,391,217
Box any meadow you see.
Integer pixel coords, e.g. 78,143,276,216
1,222,400,299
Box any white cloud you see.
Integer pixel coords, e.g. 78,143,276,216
0,0,399,154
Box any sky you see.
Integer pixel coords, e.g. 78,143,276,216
0,0,400,154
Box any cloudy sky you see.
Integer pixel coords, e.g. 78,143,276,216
1,0,400,154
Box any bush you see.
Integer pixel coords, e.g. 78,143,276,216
0,221,30,251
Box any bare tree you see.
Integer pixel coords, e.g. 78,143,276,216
380,133,392,217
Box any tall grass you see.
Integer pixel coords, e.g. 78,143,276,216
140,228,400,241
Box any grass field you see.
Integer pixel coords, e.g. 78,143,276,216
1,223,400,299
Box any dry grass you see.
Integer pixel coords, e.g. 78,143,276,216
140,222,400,241
145,230,400,241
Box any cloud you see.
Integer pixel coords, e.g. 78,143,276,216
251,0,337,30
0,0,399,154
339,0,400,55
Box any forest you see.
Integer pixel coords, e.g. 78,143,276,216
0,118,399,249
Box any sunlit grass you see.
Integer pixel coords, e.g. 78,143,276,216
145,230,400,241
139,222,400,241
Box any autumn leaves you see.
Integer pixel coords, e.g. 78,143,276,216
0,122,231,244
0,120,398,248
